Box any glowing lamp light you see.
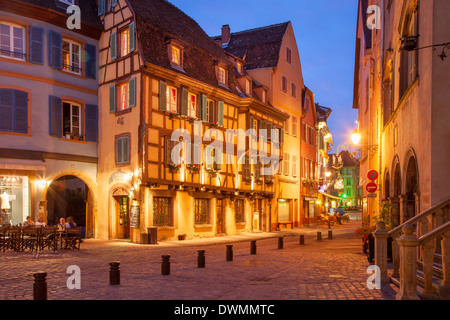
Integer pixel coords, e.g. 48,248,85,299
351,129,361,146
342,193,347,199
325,172,331,178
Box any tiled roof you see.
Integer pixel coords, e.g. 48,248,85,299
128,0,239,94
14,0,102,29
212,22,290,70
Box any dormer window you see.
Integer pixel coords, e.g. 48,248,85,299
262,90,267,103
171,45,181,65
218,67,226,85
237,61,243,75
245,79,251,95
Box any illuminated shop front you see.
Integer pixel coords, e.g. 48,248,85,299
0,176,29,226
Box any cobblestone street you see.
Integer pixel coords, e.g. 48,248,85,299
0,221,398,301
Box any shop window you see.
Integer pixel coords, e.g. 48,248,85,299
0,176,29,226
194,198,210,225
153,197,173,227
235,199,245,223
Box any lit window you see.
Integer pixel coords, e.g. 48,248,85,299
120,29,129,57
262,90,267,103
171,46,181,65
166,86,178,113
62,39,81,74
119,82,129,111
245,79,251,95
63,101,81,138
188,93,197,118
218,67,226,85
0,23,26,61
237,61,243,74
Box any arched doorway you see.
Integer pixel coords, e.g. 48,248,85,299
392,160,402,225
46,175,94,238
405,156,418,221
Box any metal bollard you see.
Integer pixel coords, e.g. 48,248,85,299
299,235,305,245
250,241,257,255
226,245,233,261
278,237,284,249
197,250,205,268
328,230,333,240
317,232,322,241
161,255,171,275
109,262,120,286
33,272,47,300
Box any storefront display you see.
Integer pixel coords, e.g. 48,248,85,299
0,176,29,226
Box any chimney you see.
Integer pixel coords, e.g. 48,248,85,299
221,25,230,46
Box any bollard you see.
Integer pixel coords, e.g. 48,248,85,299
250,241,257,255
278,237,284,249
33,272,47,300
299,235,305,245
328,230,333,240
197,250,205,268
317,232,322,241
109,262,120,286
161,255,171,275
226,245,233,261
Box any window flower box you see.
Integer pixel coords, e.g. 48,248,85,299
168,163,181,173
265,180,274,186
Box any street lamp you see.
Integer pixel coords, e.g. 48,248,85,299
351,129,361,146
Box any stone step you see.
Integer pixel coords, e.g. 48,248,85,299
417,260,443,280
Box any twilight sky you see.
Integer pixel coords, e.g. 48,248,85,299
169,0,359,153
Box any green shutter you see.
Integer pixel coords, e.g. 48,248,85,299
109,85,116,113
181,87,188,116
129,22,136,52
129,77,136,108
110,32,117,61
159,81,167,111
201,94,208,121
217,101,224,127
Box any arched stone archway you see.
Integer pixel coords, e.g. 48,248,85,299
404,154,419,221
41,169,97,239
392,156,402,225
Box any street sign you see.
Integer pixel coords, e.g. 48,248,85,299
367,193,377,198
368,170,379,181
366,182,378,193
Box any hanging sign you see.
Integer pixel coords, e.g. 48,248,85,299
130,205,140,229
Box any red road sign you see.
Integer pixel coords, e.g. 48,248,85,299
368,170,379,181
366,182,378,193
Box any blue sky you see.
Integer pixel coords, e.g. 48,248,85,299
169,0,359,152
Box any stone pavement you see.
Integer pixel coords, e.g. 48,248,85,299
0,220,399,301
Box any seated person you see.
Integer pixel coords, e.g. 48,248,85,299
23,216,35,227
35,217,47,227
57,218,66,231
65,216,77,229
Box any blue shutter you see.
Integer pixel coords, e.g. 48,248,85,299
29,26,44,65
13,90,28,134
85,44,97,79
48,30,61,69
217,101,224,127
98,0,105,16
201,94,208,121
129,77,136,108
159,81,167,111
110,32,117,61
109,85,116,114
129,22,136,52
85,104,98,142
49,96,62,137
0,89,13,132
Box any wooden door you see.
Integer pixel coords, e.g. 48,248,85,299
115,196,130,239
216,199,225,235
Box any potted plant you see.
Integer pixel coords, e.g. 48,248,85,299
168,163,181,173
243,177,252,185
256,178,264,185
189,164,201,173
265,179,274,186
208,169,217,177
209,121,219,128
64,120,71,139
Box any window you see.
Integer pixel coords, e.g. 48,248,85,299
286,47,292,64
116,135,130,165
153,197,173,227
120,28,129,58
207,99,215,123
283,153,290,176
62,102,81,138
284,118,290,135
237,61,243,74
281,76,288,92
0,89,28,134
166,86,178,113
0,23,26,61
62,39,81,74
291,82,297,99
235,199,245,223
171,45,181,65
218,67,226,85
194,198,210,225
118,82,129,111
188,93,197,118
262,90,267,103
292,155,297,177
292,116,298,137
245,79,251,95
110,78,136,113
59,0,75,4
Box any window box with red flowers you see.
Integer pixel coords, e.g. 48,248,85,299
208,121,219,128
188,164,201,173
243,177,252,185
265,179,274,186
168,163,181,173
